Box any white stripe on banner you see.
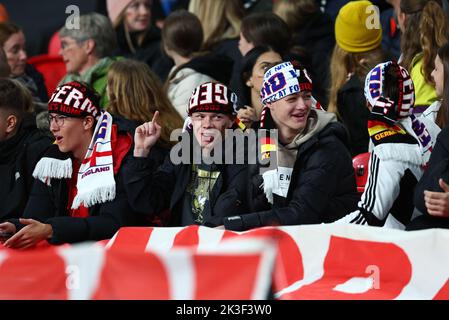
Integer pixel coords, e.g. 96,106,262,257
159,251,195,300
145,227,186,252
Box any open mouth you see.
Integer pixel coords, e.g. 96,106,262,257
54,136,63,144
291,113,306,122
201,133,215,144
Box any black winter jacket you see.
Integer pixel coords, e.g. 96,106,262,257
0,115,52,221
224,121,359,231
409,126,449,230
123,139,249,227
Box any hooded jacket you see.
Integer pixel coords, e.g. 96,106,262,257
224,109,359,231
0,114,52,221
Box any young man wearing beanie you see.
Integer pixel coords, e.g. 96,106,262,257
123,82,249,227
224,61,359,231
0,81,137,248
336,61,440,229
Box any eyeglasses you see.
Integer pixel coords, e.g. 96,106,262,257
48,114,69,127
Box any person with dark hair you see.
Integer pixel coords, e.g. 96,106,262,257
0,22,48,103
274,0,335,106
399,0,449,115
162,10,233,118
0,79,52,223
123,82,249,227
224,62,359,231
236,46,282,127
422,43,449,128
0,81,137,248
106,0,173,81
336,61,440,230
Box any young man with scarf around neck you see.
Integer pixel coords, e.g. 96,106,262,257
0,81,137,248
224,61,360,231
123,82,249,227
336,61,440,230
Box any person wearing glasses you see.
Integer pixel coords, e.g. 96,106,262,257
0,79,51,227
0,81,137,248
58,13,119,108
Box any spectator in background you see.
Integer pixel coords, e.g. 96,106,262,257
0,46,10,77
106,58,183,150
422,43,449,128
162,10,233,118
189,0,244,64
0,22,48,103
328,0,385,156
106,0,172,80
0,81,138,248
399,0,449,115
274,0,335,106
381,0,401,60
0,79,51,223
236,46,282,128
58,13,119,108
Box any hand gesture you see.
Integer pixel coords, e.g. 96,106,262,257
0,222,16,243
134,111,162,157
237,106,257,127
4,218,52,249
424,179,449,217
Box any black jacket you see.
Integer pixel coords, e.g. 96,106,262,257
409,126,449,230
224,121,359,231
181,53,234,86
11,118,139,244
123,135,249,227
0,115,52,221
337,75,370,156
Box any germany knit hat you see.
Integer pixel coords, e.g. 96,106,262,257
260,61,313,105
187,82,238,116
48,81,102,120
335,0,382,53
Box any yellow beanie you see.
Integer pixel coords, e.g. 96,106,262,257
335,0,382,53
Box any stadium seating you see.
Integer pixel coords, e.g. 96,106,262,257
352,152,370,194
28,54,66,97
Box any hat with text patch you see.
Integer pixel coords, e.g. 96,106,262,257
187,82,238,116
260,61,313,105
48,81,101,120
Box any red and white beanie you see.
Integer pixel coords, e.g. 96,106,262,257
187,82,238,116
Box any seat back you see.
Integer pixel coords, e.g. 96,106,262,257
48,31,61,56
28,55,66,97
352,152,370,194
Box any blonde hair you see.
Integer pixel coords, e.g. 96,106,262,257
273,0,317,31
188,0,243,50
113,10,147,53
328,45,384,114
106,59,184,147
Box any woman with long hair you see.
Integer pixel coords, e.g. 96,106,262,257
399,0,449,115
107,59,183,149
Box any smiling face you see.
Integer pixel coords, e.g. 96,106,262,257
432,54,444,97
191,112,233,150
268,91,313,143
125,0,151,32
3,31,27,76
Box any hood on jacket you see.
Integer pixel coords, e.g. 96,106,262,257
180,53,234,85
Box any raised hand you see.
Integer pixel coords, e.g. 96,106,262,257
237,106,257,127
134,111,162,157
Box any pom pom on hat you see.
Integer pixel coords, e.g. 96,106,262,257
335,0,382,53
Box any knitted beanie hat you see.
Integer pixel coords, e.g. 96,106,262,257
335,0,382,53
260,61,313,105
365,61,415,125
48,81,101,120
187,82,238,116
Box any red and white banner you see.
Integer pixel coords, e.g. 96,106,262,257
106,224,449,300
0,236,275,300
